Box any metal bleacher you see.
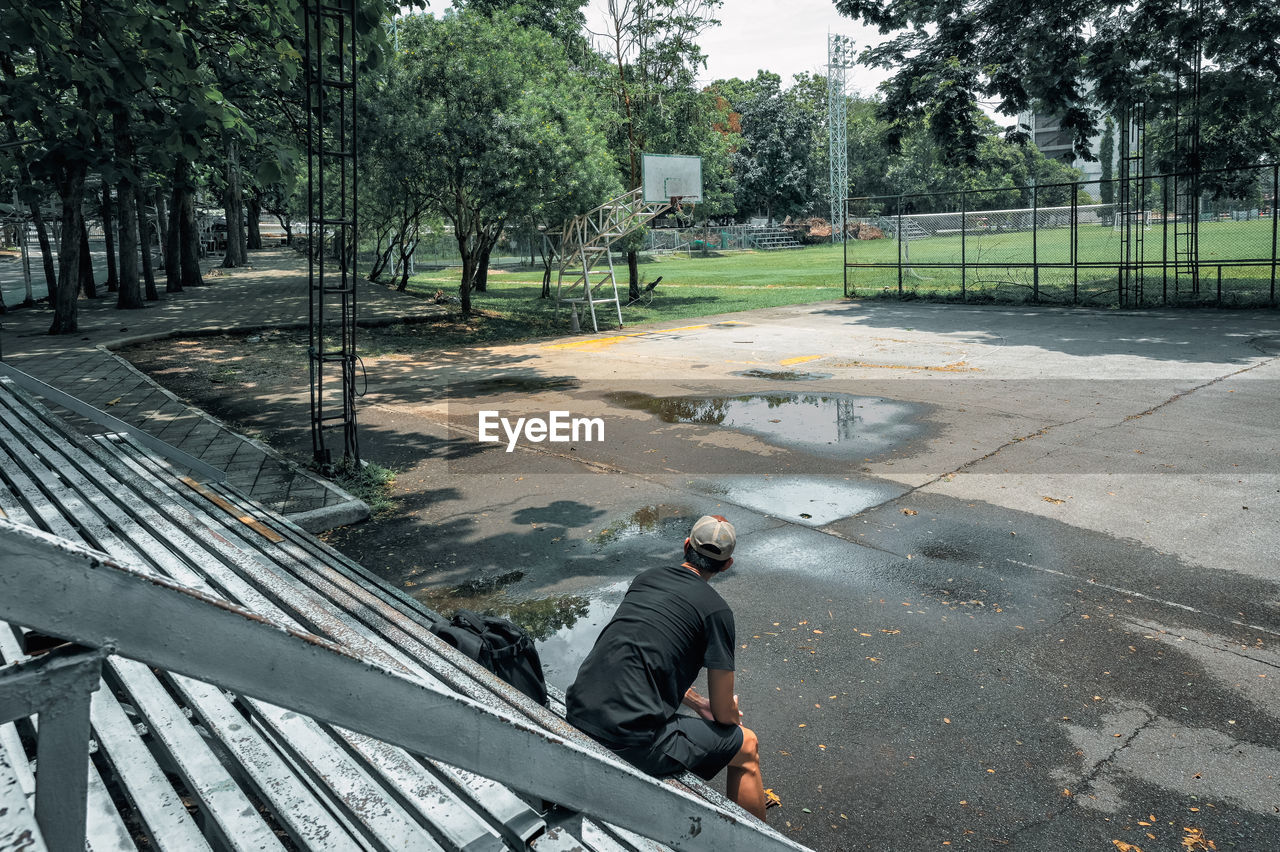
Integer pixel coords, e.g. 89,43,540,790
0,375,808,852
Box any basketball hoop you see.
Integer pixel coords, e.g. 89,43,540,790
669,196,694,225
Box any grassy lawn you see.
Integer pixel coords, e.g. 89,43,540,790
384,221,1274,346
396,245,847,344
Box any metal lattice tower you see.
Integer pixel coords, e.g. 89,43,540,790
303,0,360,466
1117,103,1147,306
828,35,855,243
1172,0,1203,296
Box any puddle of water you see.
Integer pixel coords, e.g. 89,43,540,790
606,390,922,458
537,581,629,692
592,504,695,549
731,369,834,381
412,571,591,641
692,475,907,526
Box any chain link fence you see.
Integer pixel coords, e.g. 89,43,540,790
845,164,1279,307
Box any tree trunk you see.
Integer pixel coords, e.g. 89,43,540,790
179,180,204,287
155,187,169,263
165,176,183,292
457,236,474,317
474,246,490,292
113,107,143,309
79,224,97,297
30,205,57,298
138,192,158,301
222,137,246,267
101,186,119,292
627,249,640,302
246,195,262,250
49,164,87,334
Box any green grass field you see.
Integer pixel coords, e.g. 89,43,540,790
391,218,1275,344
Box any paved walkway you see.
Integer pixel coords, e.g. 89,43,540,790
0,248,433,529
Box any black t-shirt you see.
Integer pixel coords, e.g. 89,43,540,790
566,564,735,748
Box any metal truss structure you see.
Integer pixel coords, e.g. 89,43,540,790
827,34,856,243
554,187,670,332
303,0,360,466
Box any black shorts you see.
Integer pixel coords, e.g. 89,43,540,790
609,716,744,781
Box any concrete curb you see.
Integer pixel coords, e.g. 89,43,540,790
97,344,370,532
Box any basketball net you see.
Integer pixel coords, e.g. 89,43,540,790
669,196,694,226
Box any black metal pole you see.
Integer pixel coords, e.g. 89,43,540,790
1272,163,1278,306
961,190,967,301
1071,185,1078,303
1162,178,1169,305
1031,182,1039,302
897,197,903,297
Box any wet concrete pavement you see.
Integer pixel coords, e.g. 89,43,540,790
325,300,1280,850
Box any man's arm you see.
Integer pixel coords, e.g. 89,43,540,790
706,668,740,726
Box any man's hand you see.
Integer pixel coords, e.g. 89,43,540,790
683,687,715,721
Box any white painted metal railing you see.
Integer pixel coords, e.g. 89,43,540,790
0,521,811,852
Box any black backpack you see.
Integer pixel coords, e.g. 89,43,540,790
430,609,549,707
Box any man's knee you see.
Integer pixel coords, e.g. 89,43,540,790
730,725,759,769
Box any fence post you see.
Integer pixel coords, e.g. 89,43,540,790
1162,179,1169,305
897,197,903,297
1071,186,1078,304
843,201,849,298
1272,164,1278,306
960,190,967,301
1031,181,1039,302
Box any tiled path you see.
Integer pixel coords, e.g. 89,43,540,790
0,249,434,528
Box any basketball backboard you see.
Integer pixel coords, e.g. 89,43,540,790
641,154,703,204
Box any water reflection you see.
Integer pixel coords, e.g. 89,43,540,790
537,581,629,692
606,391,920,457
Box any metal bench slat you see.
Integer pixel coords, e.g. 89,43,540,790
93,439,552,847
0,625,138,852
89,685,212,852
330,728,507,852
246,704,444,852
169,675,360,851
0,732,48,852
107,659,284,851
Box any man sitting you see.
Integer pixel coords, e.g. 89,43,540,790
566,515,766,820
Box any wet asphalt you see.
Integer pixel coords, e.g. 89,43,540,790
334,301,1280,851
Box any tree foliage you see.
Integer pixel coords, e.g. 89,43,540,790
381,12,619,315
834,0,1280,168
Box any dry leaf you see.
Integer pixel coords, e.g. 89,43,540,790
105,397,122,406
1112,842,1144,852
1181,827,1216,851
764,788,782,809
901,508,918,515
1042,496,1066,505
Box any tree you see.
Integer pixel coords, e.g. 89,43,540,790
593,0,727,300
835,0,1280,168
387,12,617,316
723,72,815,223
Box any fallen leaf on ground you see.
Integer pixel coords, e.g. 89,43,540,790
901,508,918,515
1181,827,1216,850
1042,496,1066,505
764,789,782,809
105,397,121,406
1112,842,1144,852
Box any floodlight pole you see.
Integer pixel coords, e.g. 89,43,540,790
828,35,855,244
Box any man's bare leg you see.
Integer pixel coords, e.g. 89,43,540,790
727,726,766,820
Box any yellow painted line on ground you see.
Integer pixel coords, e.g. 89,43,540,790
545,323,711,350
779,354,826,366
